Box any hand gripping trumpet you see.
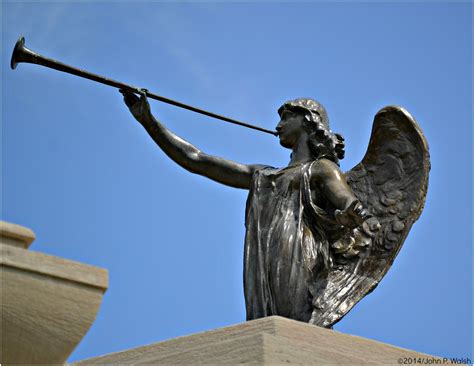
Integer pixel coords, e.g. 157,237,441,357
11,36,277,136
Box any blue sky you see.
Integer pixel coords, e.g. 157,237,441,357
2,1,472,362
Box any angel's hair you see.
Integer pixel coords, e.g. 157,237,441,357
278,98,345,165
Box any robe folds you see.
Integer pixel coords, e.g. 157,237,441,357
244,162,339,322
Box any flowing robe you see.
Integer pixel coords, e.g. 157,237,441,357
244,162,338,322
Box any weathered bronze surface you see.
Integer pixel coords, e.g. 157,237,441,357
121,91,430,328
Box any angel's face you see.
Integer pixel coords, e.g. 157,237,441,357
276,109,307,149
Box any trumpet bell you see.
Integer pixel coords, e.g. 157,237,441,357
11,36,26,70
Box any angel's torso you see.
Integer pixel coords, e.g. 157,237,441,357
243,162,330,322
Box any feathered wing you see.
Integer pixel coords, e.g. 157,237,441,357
312,106,430,327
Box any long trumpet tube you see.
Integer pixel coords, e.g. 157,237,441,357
11,37,277,136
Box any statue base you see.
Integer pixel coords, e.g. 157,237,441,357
75,316,443,364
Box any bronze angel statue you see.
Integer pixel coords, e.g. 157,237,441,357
121,91,430,328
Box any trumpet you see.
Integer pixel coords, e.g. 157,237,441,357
11,36,277,136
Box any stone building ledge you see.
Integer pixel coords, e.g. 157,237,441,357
75,316,441,365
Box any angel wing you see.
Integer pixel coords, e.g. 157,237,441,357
312,106,430,328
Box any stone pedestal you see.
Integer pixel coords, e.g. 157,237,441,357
0,221,109,365
75,316,443,365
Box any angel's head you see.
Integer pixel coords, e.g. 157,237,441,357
277,98,345,165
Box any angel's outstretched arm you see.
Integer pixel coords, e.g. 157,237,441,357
312,159,369,227
121,91,267,189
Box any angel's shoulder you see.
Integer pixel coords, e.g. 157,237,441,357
310,159,344,182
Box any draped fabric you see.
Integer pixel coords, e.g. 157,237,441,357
243,162,338,322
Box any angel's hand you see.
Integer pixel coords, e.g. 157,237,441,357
335,200,371,229
120,88,152,124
